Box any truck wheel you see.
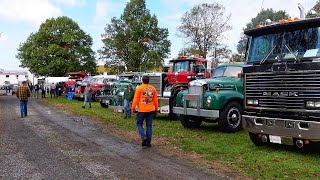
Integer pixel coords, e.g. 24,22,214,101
169,96,179,120
179,115,202,128
249,133,265,146
100,100,108,108
218,101,242,132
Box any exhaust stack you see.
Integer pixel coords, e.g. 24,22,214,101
298,3,305,19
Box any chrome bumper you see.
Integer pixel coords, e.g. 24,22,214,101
242,115,320,140
173,107,219,118
108,105,124,112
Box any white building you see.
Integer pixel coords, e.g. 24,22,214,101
0,69,35,86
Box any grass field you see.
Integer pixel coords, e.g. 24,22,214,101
43,97,320,179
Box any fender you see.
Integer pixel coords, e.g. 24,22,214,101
204,90,244,109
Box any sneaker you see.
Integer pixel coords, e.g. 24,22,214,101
82,106,85,108
142,139,147,147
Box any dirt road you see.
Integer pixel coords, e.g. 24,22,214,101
0,95,228,179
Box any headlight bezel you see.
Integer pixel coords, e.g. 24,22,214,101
119,91,124,96
206,96,212,104
247,99,259,105
306,101,320,108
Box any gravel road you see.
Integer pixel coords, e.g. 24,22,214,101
0,94,229,180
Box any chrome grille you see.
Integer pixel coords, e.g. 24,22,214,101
148,75,162,95
188,86,203,108
105,84,112,90
245,70,320,110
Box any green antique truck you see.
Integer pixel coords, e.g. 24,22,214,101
173,63,244,132
98,72,142,111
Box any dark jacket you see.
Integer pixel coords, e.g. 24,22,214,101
124,89,135,102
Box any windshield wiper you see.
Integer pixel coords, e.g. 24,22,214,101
284,44,300,63
260,45,277,65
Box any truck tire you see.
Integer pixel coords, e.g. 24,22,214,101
169,96,179,120
218,101,242,132
249,133,265,146
100,100,108,108
179,115,202,128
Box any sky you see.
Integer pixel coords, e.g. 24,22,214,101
0,0,317,70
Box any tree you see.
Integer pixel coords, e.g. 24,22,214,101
17,16,96,77
237,9,288,54
177,3,231,58
307,1,320,17
99,0,171,72
231,54,243,62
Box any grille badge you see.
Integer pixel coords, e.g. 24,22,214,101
262,92,298,97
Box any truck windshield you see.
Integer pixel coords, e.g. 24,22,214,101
247,27,320,63
174,61,189,72
212,66,242,78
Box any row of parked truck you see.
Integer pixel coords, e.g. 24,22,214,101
68,13,320,150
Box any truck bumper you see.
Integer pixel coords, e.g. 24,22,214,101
243,115,320,141
108,105,124,113
173,107,219,118
158,97,170,114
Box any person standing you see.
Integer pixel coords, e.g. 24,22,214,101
82,84,93,108
40,83,46,98
123,84,135,118
16,81,31,118
34,84,39,98
50,83,56,98
131,76,158,147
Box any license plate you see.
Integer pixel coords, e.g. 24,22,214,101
269,135,281,144
103,100,109,104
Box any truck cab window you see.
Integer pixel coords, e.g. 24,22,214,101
174,61,189,72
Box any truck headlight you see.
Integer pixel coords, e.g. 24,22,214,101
247,99,259,105
306,101,320,108
119,92,124,96
206,96,212,104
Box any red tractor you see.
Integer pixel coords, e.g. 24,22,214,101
143,55,211,119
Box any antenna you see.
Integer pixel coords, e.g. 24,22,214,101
260,0,264,11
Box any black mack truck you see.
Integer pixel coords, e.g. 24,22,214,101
242,16,320,149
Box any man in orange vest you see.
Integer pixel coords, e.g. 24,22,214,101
131,76,158,147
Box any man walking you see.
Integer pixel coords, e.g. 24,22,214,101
34,84,39,98
131,76,158,147
16,81,31,118
50,83,56,98
124,84,135,118
82,84,93,108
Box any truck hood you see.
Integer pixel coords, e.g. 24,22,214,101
190,77,242,89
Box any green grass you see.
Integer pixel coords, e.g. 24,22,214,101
44,97,320,179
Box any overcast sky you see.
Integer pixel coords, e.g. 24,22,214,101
0,0,317,70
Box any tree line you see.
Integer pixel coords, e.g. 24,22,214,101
16,0,320,76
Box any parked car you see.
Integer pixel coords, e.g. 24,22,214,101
11,84,19,95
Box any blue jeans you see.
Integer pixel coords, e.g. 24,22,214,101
20,100,28,116
136,112,153,143
83,94,92,107
124,99,132,117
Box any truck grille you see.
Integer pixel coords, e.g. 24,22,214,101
105,84,112,90
188,86,203,108
148,75,162,95
245,70,320,111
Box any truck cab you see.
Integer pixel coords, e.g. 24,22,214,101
173,63,244,132
242,16,320,148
